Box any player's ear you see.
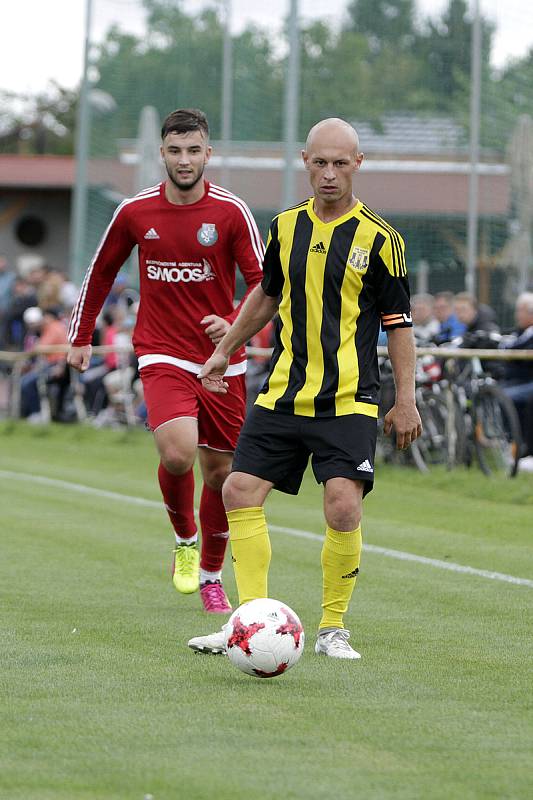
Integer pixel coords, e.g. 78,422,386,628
205,145,213,164
302,150,309,170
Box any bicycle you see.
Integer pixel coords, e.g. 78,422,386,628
441,353,522,478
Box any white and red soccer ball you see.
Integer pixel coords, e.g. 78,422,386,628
224,598,304,678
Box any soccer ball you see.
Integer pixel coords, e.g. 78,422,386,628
224,598,304,678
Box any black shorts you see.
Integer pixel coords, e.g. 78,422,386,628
232,405,377,496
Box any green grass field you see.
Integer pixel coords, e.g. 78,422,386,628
1,422,532,800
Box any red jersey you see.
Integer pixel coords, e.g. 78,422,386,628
68,181,264,375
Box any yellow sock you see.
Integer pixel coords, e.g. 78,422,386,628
319,525,362,630
227,507,271,604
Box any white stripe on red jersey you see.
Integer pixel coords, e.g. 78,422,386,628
68,190,160,342
209,184,265,268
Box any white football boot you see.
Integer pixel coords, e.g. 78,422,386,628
188,625,227,655
314,628,361,660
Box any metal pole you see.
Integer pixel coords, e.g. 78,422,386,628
466,0,481,296
220,0,233,189
69,0,93,287
283,0,300,210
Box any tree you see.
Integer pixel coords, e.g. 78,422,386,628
346,0,417,55
0,83,77,155
415,0,493,115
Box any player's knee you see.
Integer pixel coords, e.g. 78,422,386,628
203,463,232,491
325,501,362,532
222,472,262,511
160,449,194,476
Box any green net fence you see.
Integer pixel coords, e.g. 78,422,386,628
71,0,533,327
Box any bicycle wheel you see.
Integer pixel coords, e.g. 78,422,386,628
413,387,451,469
443,384,467,469
472,384,521,478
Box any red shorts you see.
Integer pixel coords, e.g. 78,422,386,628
140,363,246,451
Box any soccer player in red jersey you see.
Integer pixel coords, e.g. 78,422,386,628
67,108,264,613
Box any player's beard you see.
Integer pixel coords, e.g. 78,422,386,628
165,161,205,192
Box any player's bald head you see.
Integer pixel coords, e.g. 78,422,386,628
305,118,360,156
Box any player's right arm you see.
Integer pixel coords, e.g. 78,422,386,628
199,285,279,392
67,206,135,372
199,219,282,392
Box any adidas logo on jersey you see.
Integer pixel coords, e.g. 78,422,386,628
144,228,160,239
310,241,326,254
356,459,374,473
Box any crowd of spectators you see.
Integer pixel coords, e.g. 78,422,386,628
411,289,533,464
0,254,142,425
1,253,532,464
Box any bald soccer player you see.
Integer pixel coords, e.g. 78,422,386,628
188,117,421,660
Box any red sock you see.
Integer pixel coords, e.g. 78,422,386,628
157,463,197,539
199,485,229,572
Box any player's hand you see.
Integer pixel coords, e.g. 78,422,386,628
67,344,92,372
198,352,230,393
201,315,230,344
383,400,422,449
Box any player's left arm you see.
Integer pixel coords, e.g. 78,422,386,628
201,203,265,343
373,228,421,448
384,327,422,449
225,201,265,325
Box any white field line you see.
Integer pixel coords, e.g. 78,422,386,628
2,469,533,589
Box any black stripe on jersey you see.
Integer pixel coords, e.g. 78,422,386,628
274,210,313,413
364,205,406,276
360,207,399,277
352,263,381,406
315,217,360,417
370,230,386,261
360,205,405,277
258,317,284,398
361,204,405,276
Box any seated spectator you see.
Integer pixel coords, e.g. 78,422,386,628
20,307,68,421
433,291,466,344
246,319,275,409
0,255,16,346
411,293,440,343
454,292,499,344
1,277,38,350
77,309,120,415
499,292,533,458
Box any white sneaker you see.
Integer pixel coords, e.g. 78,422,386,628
315,628,361,660
188,625,227,655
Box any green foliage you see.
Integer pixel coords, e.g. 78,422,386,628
0,83,77,155
3,0,533,156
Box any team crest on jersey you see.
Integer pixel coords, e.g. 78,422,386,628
197,223,218,246
348,246,370,272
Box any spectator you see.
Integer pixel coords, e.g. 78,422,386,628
0,255,16,351
499,292,533,461
433,291,466,344
411,293,440,343
77,309,120,416
454,292,499,342
246,319,275,409
19,307,68,421
1,277,38,350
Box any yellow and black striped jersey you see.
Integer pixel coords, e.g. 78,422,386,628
257,197,412,418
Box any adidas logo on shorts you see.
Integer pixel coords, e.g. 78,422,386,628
356,459,373,473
